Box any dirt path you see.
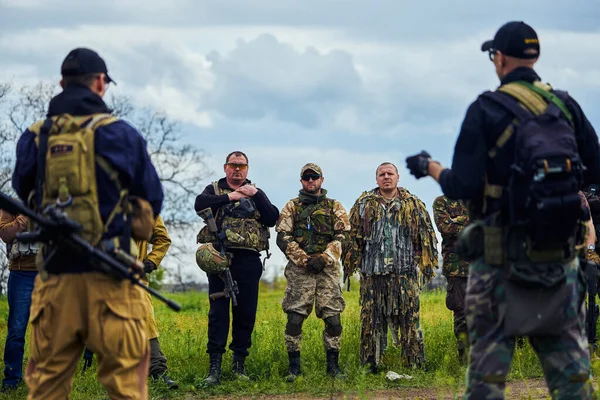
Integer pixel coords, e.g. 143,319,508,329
193,378,553,400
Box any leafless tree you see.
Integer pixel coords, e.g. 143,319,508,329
0,81,211,293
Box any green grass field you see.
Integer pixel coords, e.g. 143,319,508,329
0,280,595,400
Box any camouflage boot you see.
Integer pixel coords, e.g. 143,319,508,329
285,351,301,382
204,353,222,386
326,350,346,379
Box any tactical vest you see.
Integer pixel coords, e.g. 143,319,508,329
28,113,130,248
291,197,335,254
197,181,270,253
8,239,39,261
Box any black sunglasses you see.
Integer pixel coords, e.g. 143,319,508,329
488,48,497,62
301,174,321,181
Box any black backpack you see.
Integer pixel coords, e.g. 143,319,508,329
482,81,584,247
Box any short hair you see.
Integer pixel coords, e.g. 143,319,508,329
376,162,398,176
61,73,101,88
225,151,248,164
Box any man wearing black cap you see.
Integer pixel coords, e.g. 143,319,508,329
12,47,164,399
405,21,599,399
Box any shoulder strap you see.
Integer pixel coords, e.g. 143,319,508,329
483,85,541,120
212,181,221,195
516,81,573,124
35,118,53,211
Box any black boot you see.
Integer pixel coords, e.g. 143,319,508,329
363,356,378,374
204,353,222,385
151,372,179,389
285,351,301,382
326,350,346,379
232,354,249,381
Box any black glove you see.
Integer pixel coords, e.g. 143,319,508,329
306,254,328,274
143,259,157,275
405,151,432,179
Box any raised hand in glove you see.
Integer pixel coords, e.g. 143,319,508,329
143,259,157,275
405,151,432,179
306,254,329,274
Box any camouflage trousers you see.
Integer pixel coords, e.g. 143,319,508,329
359,272,424,368
282,261,345,352
446,276,469,362
464,258,594,400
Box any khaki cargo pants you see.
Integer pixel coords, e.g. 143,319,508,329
141,277,159,340
25,272,150,400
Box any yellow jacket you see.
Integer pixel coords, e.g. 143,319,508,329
135,215,171,266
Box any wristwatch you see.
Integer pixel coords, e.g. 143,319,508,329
588,244,596,252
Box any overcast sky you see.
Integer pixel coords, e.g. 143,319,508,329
2,0,599,283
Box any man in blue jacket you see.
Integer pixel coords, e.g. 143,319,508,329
12,47,164,400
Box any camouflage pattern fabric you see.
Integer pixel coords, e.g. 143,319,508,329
276,190,349,266
281,261,346,351
276,190,350,353
343,187,438,281
359,272,424,368
432,195,470,277
196,181,270,252
446,276,469,363
342,187,437,368
464,257,594,399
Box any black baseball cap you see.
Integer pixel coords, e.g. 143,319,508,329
481,21,540,59
60,47,116,84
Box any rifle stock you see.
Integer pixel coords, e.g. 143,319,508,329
0,191,181,312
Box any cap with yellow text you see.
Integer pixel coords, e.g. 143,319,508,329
300,163,322,177
481,21,539,59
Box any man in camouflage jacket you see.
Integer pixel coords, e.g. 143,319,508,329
432,195,470,364
343,162,438,372
276,163,350,381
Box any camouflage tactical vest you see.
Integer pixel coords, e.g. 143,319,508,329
197,181,270,253
291,196,335,254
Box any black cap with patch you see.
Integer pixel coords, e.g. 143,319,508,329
481,21,540,59
60,47,116,84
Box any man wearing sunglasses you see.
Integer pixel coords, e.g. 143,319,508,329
405,21,600,399
343,162,438,373
195,151,279,385
275,163,350,381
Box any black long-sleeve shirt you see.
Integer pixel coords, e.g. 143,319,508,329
194,178,279,228
439,67,600,217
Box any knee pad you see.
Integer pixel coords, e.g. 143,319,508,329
285,312,305,336
324,315,342,337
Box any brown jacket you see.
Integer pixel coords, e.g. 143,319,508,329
0,209,37,271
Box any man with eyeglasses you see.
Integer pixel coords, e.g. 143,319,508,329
12,47,164,399
195,151,279,385
275,163,350,381
343,162,438,373
405,21,599,399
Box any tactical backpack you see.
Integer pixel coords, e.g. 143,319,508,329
482,81,584,249
28,113,153,252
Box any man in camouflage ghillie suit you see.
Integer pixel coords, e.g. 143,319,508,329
276,163,350,381
343,162,438,372
432,195,470,364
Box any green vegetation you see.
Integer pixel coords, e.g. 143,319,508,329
0,280,593,399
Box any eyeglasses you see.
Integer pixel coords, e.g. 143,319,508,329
301,174,321,181
488,49,497,62
226,163,248,171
